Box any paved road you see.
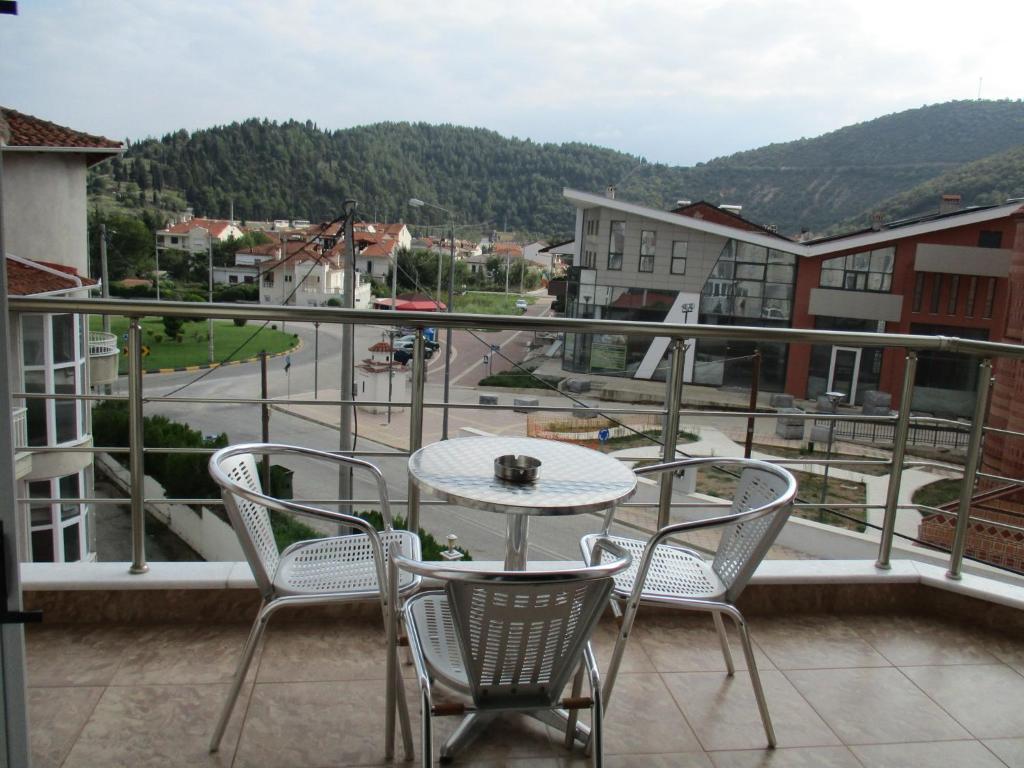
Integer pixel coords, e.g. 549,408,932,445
110,294,656,562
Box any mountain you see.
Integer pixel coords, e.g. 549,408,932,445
88,99,1024,237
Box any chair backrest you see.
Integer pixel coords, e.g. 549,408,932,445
712,463,795,602
211,449,280,597
397,548,630,711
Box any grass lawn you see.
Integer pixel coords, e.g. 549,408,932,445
453,292,535,316
690,465,867,532
912,477,963,511
750,443,891,476
91,316,297,372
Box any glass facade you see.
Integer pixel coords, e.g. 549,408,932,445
819,247,894,292
694,240,797,391
22,313,87,447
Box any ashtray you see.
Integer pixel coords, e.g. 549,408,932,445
494,454,541,484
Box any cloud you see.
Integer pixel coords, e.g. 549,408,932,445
1,0,1021,164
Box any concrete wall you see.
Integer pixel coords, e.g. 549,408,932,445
2,153,89,274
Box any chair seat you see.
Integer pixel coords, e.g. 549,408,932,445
583,533,727,602
275,529,420,597
404,592,470,694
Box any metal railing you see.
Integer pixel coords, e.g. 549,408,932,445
88,330,118,356
11,295,1024,581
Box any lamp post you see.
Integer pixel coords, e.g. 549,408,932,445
819,390,846,507
409,198,456,440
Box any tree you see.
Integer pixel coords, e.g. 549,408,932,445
88,211,154,280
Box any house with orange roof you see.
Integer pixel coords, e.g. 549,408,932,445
1,106,121,565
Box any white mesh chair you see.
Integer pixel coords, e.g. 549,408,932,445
581,457,797,747
208,443,421,757
387,541,631,767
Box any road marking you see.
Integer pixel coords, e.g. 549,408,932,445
450,307,550,386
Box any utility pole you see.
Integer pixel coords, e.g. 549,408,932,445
153,232,161,300
99,223,111,334
207,236,214,364
338,200,356,516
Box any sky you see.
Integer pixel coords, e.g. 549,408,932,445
1,0,1022,167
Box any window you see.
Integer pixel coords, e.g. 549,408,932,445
228,275,238,284
284,274,293,283
367,260,373,273
966,276,978,317
699,239,796,322
607,221,624,270
930,274,942,313
27,470,88,562
671,241,688,275
984,277,997,318
819,247,894,292
21,314,86,447
913,273,925,312
638,230,656,272
947,275,960,314
979,230,1003,248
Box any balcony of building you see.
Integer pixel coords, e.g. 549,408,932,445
87,330,119,387
6,296,1024,767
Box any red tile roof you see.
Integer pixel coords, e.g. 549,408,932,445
161,218,238,239
6,257,96,296
493,242,523,256
0,107,121,155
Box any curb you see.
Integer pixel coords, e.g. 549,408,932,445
139,340,302,375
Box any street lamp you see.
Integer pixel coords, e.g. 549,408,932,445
819,390,846,507
409,197,456,440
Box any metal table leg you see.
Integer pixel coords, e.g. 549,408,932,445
505,513,529,569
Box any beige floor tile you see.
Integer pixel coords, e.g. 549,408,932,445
111,623,255,686
662,670,839,751
257,620,394,682
981,631,1024,668
597,673,702,755
850,740,1006,767
591,618,656,675
26,624,135,687
850,615,999,666
752,616,890,670
982,737,1024,767
62,683,243,768
708,746,862,767
901,664,1024,739
604,754,715,767
234,679,401,767
784,667,971,745
634,614,774,674
28,686,103,768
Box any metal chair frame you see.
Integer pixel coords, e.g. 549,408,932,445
207,443,421,757
582,457,797,748
387,541,631,767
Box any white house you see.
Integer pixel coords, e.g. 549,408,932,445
1,106,122,563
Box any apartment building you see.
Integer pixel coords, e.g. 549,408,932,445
560,188,1023,417
0,106,122,563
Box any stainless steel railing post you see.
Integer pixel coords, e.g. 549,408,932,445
127,317,149,574
947,358,993,580
657,340,686,530
875,351,917,570
406,330,426,534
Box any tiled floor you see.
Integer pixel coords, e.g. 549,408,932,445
25,611,1024,767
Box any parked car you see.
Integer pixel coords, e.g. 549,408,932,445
393,338,435,359
515,298,529,311
394,334,440,352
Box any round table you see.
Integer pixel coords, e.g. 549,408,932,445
408,436,637,568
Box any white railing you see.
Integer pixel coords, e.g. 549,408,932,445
88,331,118,356
11,406,27,450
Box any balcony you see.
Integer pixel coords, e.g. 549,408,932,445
23,582,1024,767
12,405,31,478
7,296,1024,765
87,330,119,386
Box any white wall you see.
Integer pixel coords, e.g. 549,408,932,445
2,153,89,274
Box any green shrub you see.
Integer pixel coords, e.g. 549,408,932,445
232,317,247,327
162,316,183,338
478,372,562,389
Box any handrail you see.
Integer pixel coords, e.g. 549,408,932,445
12,296,1024,360
9,294,1024,581
88,330,118,355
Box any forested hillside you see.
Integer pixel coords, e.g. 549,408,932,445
89,99,1024,236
